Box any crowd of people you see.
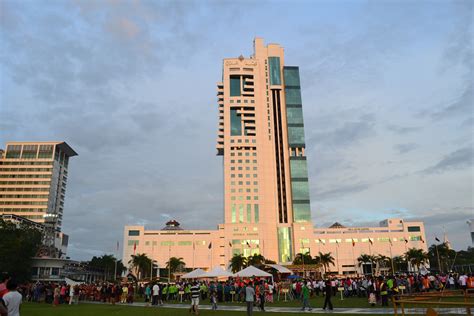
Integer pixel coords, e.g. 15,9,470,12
0,271,472,315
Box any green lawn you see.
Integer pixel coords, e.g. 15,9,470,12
21,302,377,316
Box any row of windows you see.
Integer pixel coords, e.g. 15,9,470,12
230,196,259,201
231,203,259,223
128,240,208,247
0,201,49,205
230,188,258,193
0,194,49,198
0,175,51,178
230,166,257,171
313,236,419,244
230,174,258,178
0,168,52,172
230,152,257,157
230,159,257,164
0,208,46,212
229,99,255,104
0,161,52,165
0,188,50,192
230,139,257,144
230,181,258,186
0,181,51,185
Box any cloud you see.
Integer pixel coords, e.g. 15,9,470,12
394,143,419,154
387,124,422,134
421,147,474,174
314,182,370,201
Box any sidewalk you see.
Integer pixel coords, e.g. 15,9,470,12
89,301,468,314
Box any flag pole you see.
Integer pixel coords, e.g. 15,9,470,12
114,241,118,281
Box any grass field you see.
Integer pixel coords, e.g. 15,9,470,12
21,302,377,316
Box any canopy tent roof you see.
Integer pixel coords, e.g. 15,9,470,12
181,268,206,279
266,264,293,274
200,266,233,278
233,265,272,278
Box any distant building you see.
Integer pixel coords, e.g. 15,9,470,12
0,141,77,257
123,38,428,274
468,220,474,244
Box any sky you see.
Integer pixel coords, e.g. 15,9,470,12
0,0,472,260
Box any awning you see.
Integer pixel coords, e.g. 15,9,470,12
233,265,272,278
266,264,293,274
181,268,206,279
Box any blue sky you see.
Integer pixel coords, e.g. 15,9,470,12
0,0,472,260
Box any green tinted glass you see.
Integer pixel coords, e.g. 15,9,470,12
290,159,308,179
292,181,310,200
247,204,251,223
230,109,242,136
230,76,241,96
268,57,281,85
277,227,293,263
231,204,236,223
285,88,302,105
254,204,259,223
293,202,311,222
288,127,305,145
283,67,300,86
286,107,304,125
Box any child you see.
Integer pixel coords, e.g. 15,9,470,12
211,291,218,310
368,290,376,307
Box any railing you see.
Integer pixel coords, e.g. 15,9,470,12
392,289,474,316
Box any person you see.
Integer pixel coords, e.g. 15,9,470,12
211,291,217,310
301,280,312,311
152,283,159,306
368,289,376,307
245,281,255,316
144,283,151,306
190,281,200,315
53,285,60,306
258,280,265,311
68,284,74,305
3,279,22,316
323,279,333,311
380,277,388,307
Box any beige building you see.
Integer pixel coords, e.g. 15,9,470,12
123,39,428,274
0,141,77,256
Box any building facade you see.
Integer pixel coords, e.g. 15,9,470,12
123,39,428,274
0,141,77,256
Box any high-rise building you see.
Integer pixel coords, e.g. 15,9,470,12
123,39,428,273
216,38,313,263
0,141,77,232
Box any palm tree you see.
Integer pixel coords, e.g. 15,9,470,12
166,257,186,274
315,252,335,275
357,254,376,275
404,248,429,272
247,254,266,266
392,256,407,272
128,253,152,280
230,254,247,273
293,252,314,265
375,254,391,274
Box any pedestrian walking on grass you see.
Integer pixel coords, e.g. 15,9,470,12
2,280,22,316
245,281,255,316
323,279,333,311
190,281,200,315
301,280,312,311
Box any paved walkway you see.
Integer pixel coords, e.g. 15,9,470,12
89,301,469,314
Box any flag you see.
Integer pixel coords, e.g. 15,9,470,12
336,240,339,247
229,241,232,247
389,238,393,246
246,241,251,247
352,239,355,247
435,237,440,242
404,238,408,244
208,242,212,249
420,236,425,243
116,241,119,252
368,238,373,245
133,242,137,254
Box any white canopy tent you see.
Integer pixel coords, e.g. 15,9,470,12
266,264,293,274
64,277,84,286
181,268,206,279
200,266,233,278
233,265,273,278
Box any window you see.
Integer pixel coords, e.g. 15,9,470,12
161,241,174,246
128,240,139,246
230,75,241,96
247,205,252,223
178,241,192,246
268,57,281,85
407,226,421,232
231,204,236,223
254,204,259,223
128,230,140,236
230,109,242,136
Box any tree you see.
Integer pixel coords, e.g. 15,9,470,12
129,253,152,280
357,254,377,275
315,252,335,275
404,248,429,271
89,254,126,280
165,257,185,274
428,242,456,272
247,254,266,266
392,256,407,272
375,254,391,274
0,219,42,283
230,254,247,273
293,252,315,265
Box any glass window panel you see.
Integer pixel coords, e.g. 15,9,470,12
128,230,140,236
407,226,421,232
230,109,242,136
293,202,311,222
239,204,244,223
288,127,305,145
292,181,310,200
285,88,302,105
268,57,281,85
283,67,300,86
286,107,304,125
254,204,259,223
231,204,236,223
247,204,251,222
277,227,293,263
230,75,241,96
290,160,308,179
